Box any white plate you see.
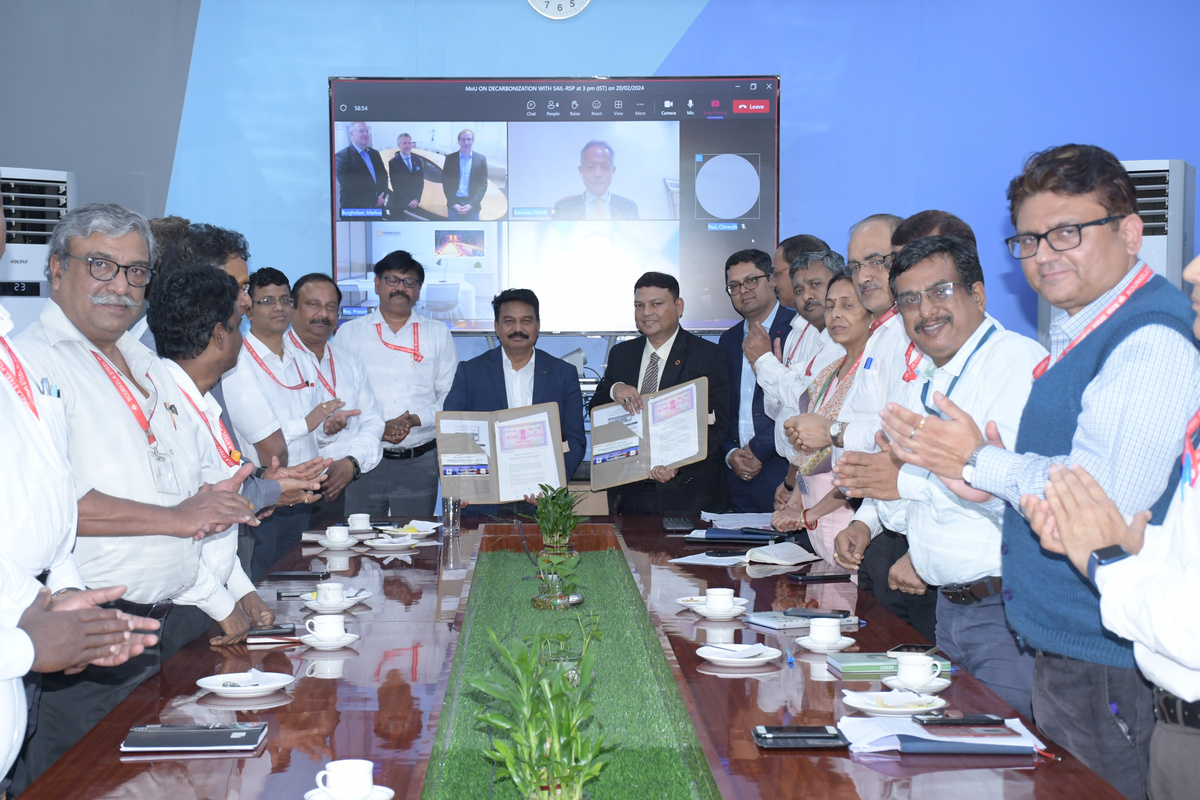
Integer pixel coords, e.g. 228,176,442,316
305,787,394,800
302,590,372,613
300,632,361,651
883,675,951,694
377,524,439,539
796,635,856,653
197,690,293,711
317,538,357,550
361,537,418,550
676,596,750,611
196,670,294,698
696,662,781,679
691,604,746,620
842,690,946,717
695,644,782,668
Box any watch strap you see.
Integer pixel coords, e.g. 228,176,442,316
1087,544,1131,586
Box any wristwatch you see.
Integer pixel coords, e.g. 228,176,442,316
347,455,362,481
961,445,987,485
1087,544,1132,586
828,420,846,448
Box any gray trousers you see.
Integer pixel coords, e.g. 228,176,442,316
343,448,438,518
1032,652,1155,800
934,593,1034,718
1148,718,1200,800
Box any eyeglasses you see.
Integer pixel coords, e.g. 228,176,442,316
380,274,420,289
252,296,294,308
848,254,891,273
725,273,769,296
896,282,970,311
1005,215,1123,259
66,253,154,288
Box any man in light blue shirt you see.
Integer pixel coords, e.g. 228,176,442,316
441,129,488,221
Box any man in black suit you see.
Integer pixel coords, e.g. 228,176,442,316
553,141,640,221
719,248,796,512
335,122,388,220
441,129,489,221
590,272,730,515
385,133,424,218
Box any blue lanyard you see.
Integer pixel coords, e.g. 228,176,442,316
921,324,997,416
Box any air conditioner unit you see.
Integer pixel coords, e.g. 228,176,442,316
1037,158,1195,346
1,166,78,336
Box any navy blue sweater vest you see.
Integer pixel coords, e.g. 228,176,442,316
1002,274,1196,668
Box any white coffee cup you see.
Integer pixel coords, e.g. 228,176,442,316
895,653,942,688
316,758,374,800
316,581,345,606
306,659,346,680
326,554,352,572
705,588,735,612
347,513,371,530
705,625,736,645
306,614,346,642
326,525,351,544
808,617,842,645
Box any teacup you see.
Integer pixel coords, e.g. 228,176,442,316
326,525,351,544
895,653,942,688
347,513,371,530
306,614,346,642
706,588,734,612
326,554,352,572
316,581,345,606
306,659,346,680
316,758,374,800
808,617,842,645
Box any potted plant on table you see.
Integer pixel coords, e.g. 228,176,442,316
530,484,583,610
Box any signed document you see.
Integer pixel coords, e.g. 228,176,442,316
495,411,562,500
435,403,567,503
647,382,700,467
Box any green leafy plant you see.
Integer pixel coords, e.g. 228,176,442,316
529,484,584,609
468,628,611,799
533,483,582,550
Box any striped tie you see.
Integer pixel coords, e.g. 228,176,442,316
640,352,660,395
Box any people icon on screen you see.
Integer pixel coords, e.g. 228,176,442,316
553,141,640,221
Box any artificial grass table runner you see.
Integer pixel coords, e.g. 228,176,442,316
421,545,721,800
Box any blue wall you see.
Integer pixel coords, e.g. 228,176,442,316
169,0,1200,341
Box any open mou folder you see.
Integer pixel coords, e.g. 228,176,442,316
589,378,711,491
435,402,568,503
837,716,1043,755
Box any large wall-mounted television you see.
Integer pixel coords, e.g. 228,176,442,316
329,76,780,334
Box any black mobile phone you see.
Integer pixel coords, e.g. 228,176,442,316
914,713,1003,726
784,608,851,619
265,570,331,581
246,623,296,638
787,572,853,584
663,516,695,532
887,642,938,656
755,725,841,739
706,549,747,558
752,725,849,750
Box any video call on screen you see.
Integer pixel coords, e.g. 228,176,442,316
330,76,780,334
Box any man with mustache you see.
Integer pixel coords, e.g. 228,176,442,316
289,273,384,523
832,235,1046,716
13,203,257,787
443,288,586,515
335,250,458,517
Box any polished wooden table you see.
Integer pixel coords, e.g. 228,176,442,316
22,516,1124,799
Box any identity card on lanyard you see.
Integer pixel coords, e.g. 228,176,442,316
92,351,182,495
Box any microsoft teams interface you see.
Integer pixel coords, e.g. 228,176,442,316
330,77,779,333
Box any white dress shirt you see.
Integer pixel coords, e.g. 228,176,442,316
734,302,780,449
16,300,229,606
333,309,458,450
1096,472,1200,700
755,319,843,460
834,310,913,458
296,338,385,472
502,349,537,409
634,327,679,394
222,330,323,465
161,359,258,620
862,318,1047,585
0,552,35,779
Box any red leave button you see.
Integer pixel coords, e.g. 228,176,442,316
733,99,771,114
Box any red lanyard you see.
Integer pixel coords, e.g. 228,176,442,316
243,339,309,390
90,351,157,446
1184,408,1200,489
901,341,922,382
0,338,38,420
785,322,811,367
289,331,336,396
376,322,423,363
869,305,897,333
180,391,242,467
1033,265,1154,379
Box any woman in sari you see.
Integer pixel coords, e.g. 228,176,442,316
772,274,873,565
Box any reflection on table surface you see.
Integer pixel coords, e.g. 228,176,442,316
22,516,1122,800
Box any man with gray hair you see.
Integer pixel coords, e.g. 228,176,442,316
553,140,640,221
12,202,258,789
335,121,389,219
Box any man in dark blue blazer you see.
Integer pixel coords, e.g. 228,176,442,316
385,132,425,218
335,122,389,220
719,248,796,512
444,289,586,515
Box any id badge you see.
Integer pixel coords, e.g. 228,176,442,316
796,474,809,495
149,448,182,495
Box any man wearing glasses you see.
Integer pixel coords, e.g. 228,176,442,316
719,248,796,512
878,144,1200,800
335,250,458,518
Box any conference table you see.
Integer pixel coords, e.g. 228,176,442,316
22,516,1124,799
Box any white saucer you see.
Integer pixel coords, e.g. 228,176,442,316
197,690,293,711
196,670,294,698
361,537,417,550
696,662,781,679
691,603,746,620
378,524,439,539
695,644,781,668
842,690,947,717
305,786,394,800
300,647,360,662
299,632,360,651
676,596,750,611
796,635,856,653
317,538,357,550
883,675,951,694
303,590,372,613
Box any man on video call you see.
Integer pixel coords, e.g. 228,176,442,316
335,122,389,219
554,141,640,221
441,129,488,221
386,133,424,219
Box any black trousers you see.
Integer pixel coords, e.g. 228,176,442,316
857,528,938,643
